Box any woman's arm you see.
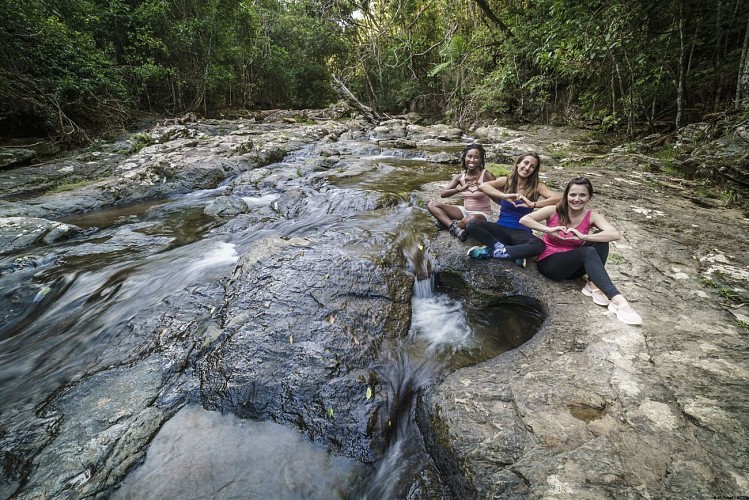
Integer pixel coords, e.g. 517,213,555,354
519,206,557,232
516,182,561,209
478,177,510,203
439,174,466,198
569,211,621,242
534,183,561,208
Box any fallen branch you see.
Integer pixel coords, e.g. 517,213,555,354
331,75,387,123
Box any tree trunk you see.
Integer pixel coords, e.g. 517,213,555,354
676,0,687,129
472,0,514,38
331,75,386,123
736,14,749,110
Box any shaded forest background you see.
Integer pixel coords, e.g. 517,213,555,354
1,0,748,143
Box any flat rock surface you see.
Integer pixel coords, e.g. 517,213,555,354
419,159,749,498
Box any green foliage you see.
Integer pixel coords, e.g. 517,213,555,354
129,132,155,153
485,163,510,177
1,0,747,140
652,145,680,174
700,276,747,303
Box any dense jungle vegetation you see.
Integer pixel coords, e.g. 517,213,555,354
1,0,748,142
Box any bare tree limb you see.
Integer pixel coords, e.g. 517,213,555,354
472,0,514,38
331,75,390,123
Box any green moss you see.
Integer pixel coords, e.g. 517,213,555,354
651,144,680,175
608,254,627,265
129,132,156,153
700,277,747,303
45,178,98,194
485,163,510,177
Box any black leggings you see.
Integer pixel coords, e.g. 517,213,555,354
465,220,545,259
536,243,620,299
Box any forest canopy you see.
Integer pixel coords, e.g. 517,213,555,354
1,0,748,141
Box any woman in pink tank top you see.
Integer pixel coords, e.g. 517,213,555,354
519,177,642,325
427,144,496,241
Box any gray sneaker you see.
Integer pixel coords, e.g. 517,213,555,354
449,222,467,242
492,242,510,259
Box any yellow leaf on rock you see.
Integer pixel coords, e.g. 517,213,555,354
366,386,372,400
327,314,335,325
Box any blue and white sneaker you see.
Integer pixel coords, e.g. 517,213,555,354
492,242,511,259
467,245,492,259
514,258,527,267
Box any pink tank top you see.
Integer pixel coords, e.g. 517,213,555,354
460,170,492,215
537,209,592,261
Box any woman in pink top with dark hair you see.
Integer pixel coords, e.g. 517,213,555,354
427,144,496,241
519,177,642,325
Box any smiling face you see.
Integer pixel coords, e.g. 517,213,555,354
566,183,591,211
464,148,483,171
515,155,539,179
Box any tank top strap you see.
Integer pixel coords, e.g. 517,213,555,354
578,209,593,232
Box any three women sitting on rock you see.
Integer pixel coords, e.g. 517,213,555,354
433,147,642,325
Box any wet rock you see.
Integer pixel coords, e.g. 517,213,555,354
1,111,747,499
198,234,413,462
16,358,168,499
0,148,36,169
371,120,408,141
0,217,82,254
204,195,250,216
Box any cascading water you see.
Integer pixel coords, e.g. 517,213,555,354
1,137,542,499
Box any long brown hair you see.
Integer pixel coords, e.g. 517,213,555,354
503,152,541,201
556,177,594,225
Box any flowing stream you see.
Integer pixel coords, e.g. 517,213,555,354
0,142,542,498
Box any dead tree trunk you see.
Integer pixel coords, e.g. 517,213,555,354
331,75,387,123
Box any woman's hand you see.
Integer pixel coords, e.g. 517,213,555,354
513,194,536,208
545,225,568,236
565,228,586,240
547,226,584,240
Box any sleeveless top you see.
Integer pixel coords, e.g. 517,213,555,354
497,199,533,231
460,170,492,215
537,209,592,261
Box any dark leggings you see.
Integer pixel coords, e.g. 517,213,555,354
465,220,546,259
536,243,620,299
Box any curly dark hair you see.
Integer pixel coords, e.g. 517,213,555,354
460,144,486,171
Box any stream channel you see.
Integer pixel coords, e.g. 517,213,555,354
1,139,543,498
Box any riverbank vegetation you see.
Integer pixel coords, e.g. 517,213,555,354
1,0,748,142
